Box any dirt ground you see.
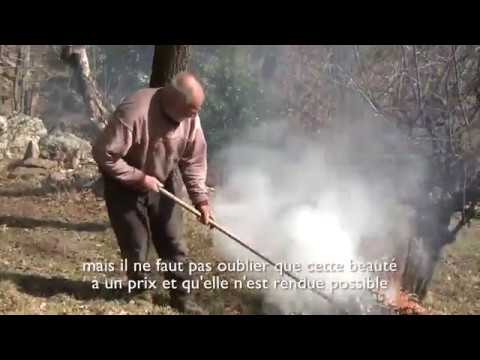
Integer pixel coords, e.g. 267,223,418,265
0,160,261,315
0,160,478,315
422,221,480,314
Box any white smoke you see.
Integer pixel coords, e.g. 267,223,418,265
210,114,427,314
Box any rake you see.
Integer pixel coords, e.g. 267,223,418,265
157,185,352,315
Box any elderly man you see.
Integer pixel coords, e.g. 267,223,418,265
92,72,211,314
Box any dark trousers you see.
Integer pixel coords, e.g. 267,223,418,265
103,171,190,297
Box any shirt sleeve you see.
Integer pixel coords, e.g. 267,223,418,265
92,101,146,189
178,116,209,207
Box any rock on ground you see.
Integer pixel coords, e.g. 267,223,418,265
23,140,40,160
1,113,48,160
39,129,92,161
40,165,99,193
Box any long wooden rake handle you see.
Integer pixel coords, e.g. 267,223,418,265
157,186,350,314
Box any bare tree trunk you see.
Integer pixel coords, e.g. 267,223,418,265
402,235,440,300
28,83,40,117
150,45,191,87
61,45,114,129
24,89,31,115
22,46,32,115
13,45,24,113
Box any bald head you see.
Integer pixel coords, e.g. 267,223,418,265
163,72,205,124
172,72,205,106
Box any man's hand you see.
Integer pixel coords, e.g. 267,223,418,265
141,175,164,192
197,204,214,227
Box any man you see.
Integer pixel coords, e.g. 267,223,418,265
92,72,211,314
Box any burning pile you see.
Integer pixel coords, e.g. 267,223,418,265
386,291,427,315
373,270,428,315
210,116,434,316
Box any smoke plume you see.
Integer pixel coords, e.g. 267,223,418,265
210,110,428,314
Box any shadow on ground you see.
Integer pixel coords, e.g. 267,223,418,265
0,187,84,198
0,271,122,301
0,215,109,232
0,176,102,198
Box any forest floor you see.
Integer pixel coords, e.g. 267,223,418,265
0,159,478,315
422,219,480,314
0,160,261,315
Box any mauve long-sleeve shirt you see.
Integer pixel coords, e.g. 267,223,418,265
92,87,209,206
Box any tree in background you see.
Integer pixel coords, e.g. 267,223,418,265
89,45,153,106
150,45,190,87
61,45,114,130
76,45,267,159
273,46,336,133
263,44,480,300
191,45,268,156
322,45,480,299
0,45,46,117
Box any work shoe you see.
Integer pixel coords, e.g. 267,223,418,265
169,295,208,315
